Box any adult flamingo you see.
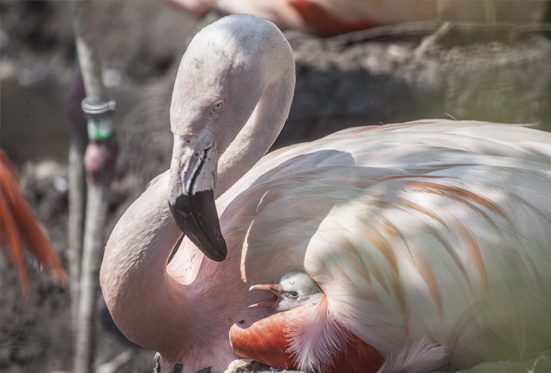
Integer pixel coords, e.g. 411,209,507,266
163,0,442,35
0,151,66,296
100,15,551,372
163,0,546,36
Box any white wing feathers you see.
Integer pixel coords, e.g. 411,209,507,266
377,338,448,372
217,120,551,367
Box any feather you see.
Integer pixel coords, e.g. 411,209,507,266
378,338,448,373
0,151,66,296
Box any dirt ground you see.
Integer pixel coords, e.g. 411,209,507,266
1,1,551,372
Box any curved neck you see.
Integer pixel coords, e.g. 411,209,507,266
216,64,295,196
101,174,191,357
101,40,295,363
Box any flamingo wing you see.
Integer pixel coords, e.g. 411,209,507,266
216,120,551,369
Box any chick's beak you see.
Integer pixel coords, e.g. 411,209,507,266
248,284,282,309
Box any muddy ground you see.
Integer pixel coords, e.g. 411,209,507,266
1,1,551,372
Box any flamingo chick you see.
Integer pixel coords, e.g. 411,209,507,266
231,272,448,372
230,271,385,372
248,271,323,311
100,14,551,373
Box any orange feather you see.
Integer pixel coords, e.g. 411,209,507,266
0,151,66,296
289,0,379,36
230,310,295,368
229,302,384,372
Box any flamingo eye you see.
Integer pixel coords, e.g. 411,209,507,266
212,100,225,112
288,291,298,299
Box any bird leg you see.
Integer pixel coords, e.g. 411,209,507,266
153,353,209,373
229,305,304,369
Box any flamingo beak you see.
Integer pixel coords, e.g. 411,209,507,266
168,137,227,262
248,284,282,309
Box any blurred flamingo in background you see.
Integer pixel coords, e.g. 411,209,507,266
163,0,546,35
0,151,66,296
100,15,551,372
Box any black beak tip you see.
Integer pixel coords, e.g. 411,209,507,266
197,233,228,262
168,192,228,262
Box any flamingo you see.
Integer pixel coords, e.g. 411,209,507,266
230,272,387,371
230,271,446,371
248,271,324,312
0,151,66,296
100,14,551,373
163,0,435,35
163,0,546,36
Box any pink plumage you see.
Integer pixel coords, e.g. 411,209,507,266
100,15,551,372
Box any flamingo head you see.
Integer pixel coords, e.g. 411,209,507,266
249,271,323,311
167,15,290,262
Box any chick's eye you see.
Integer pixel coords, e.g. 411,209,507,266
212,100,225,112
288,291,298,299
